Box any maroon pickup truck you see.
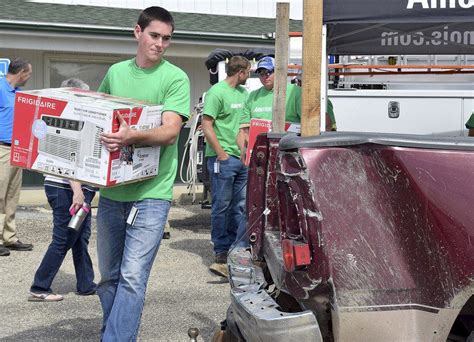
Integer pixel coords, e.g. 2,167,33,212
225,132,474,341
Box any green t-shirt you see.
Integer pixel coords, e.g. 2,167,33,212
465,113,474,129
203,80,248,158
327,99,337,130
98,58,190,202
240,83,301,124
241,85,337,130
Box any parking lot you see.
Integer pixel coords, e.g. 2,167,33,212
0,202,229,341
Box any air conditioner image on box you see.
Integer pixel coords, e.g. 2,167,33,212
38,115,103,166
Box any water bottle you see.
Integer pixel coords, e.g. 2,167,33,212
68,203,91,231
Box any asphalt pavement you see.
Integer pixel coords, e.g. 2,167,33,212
0,201,229,341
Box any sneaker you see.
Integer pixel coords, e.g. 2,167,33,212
75,284,97,296
5,240,33,251
0,245,10,256
209,262,229,278
215,253,227,264
75,289,96,296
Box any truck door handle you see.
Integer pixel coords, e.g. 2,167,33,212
388,101,400,118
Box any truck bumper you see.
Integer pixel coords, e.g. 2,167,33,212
227,248,323,342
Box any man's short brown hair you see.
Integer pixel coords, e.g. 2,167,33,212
226,56,250,77
138,6,174,32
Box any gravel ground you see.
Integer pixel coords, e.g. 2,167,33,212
0,203,228,341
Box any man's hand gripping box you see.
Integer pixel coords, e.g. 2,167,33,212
10,87,162,187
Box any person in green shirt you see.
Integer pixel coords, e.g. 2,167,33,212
201,56,250,277
466,113,474,136
240,56,301,125
96,7,190,341
239,56,337,157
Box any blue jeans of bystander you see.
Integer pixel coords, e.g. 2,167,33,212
233,216,249,249
30,185,96,294
207,156,247,255
96,196,170,342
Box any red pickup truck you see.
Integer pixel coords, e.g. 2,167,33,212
225,132,474,341
219,1,473,339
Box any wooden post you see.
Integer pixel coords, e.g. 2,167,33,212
272,2,290,134
301,0,323,137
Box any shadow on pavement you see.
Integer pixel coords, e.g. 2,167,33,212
168,204,211,233
167,238,229,285
3,318,101,341
168,217,210,233
52,270,87,295
168,238,212,265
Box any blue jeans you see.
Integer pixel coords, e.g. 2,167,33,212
207,156,247,255
233,216,249,249
31,185,96,294
97,196,170,342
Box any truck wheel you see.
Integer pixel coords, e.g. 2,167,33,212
447,296,474,341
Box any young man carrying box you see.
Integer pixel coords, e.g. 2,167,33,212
96,7,190,341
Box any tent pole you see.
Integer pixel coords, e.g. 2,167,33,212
301,0,323,137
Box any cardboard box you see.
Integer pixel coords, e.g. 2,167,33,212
10,87,162,187
245,118,300,165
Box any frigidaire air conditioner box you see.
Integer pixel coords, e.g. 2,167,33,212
10,87,162,187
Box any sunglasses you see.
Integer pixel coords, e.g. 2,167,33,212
257,70,273,77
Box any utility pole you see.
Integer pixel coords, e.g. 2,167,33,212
301,0,323,137
272,2,290,133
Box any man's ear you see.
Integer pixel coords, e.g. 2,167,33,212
134,24,142,40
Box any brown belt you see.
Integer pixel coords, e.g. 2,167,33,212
0,142,11,147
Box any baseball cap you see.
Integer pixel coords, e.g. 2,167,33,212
256,56,275,73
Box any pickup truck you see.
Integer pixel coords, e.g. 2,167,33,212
224,132,474,341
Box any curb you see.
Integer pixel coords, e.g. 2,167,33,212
19,184,206,208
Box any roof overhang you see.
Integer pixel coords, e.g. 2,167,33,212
0,20,275,58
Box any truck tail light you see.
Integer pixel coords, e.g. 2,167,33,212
282,238,311,272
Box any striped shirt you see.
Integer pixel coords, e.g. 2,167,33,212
44,175,98,193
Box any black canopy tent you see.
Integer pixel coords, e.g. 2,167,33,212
324,0,474,55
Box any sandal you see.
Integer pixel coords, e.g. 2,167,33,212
28,292,64,302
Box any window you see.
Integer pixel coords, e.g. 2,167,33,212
45,54,122,91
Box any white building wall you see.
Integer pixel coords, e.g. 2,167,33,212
29,0,303,19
